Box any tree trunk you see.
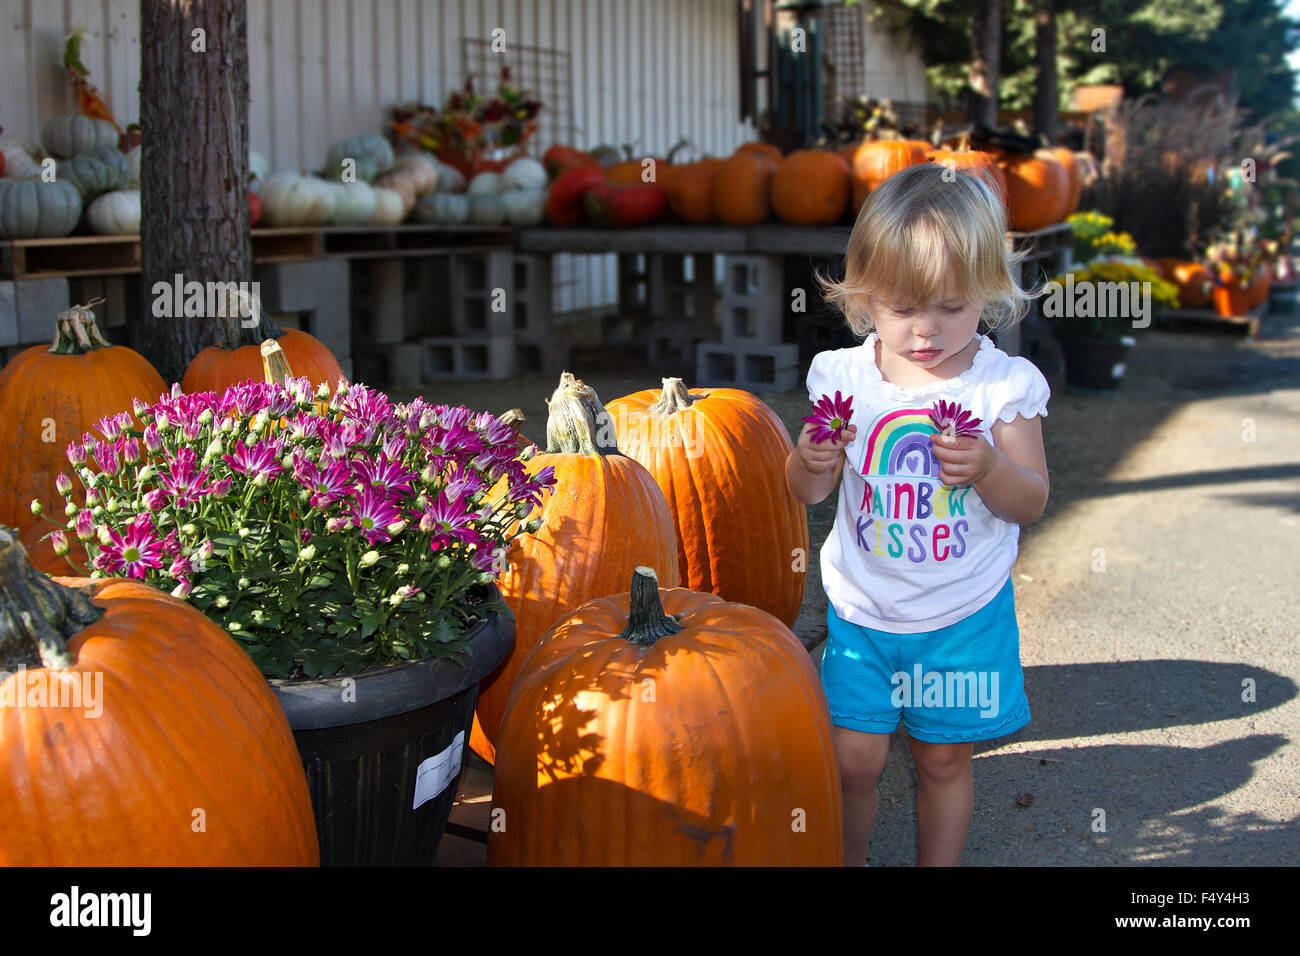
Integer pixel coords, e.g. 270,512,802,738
969,0,1001,127
139,0,251,385
1033,0,1059,143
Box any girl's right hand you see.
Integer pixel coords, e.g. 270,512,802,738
796,423,857,475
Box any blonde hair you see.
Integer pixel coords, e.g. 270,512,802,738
819,162,1033,338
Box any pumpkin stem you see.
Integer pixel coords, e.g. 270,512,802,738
544,371,620,456
649,377,700,415
217,288,284,350
618,567,683,647
261,339,295,384
48,299,112,355
0,526,102,671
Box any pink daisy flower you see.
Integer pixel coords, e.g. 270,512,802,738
803,391,855,444
95,514,165,580
928,399,983,438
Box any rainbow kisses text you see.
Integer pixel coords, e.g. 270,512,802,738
855,478,972,563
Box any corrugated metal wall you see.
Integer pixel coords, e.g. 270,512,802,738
0,0,924,313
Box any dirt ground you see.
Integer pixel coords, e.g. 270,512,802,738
418,294,1300,866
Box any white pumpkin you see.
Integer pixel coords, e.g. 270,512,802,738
369,186,407,225
430,158,466,193
500,188,546,226
86,189,142,235
326,180,377,225
468,171,505,196
259,171,335,226
41,115,119,158
393,154,438,194
1,137,44,179
414,192,469,224
502,157,547,193
467,193,506,225
125,145,142,188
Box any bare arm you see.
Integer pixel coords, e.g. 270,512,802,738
972,413,1050,525
786,423,857,505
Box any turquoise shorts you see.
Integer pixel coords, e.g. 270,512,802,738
820,576,1030,743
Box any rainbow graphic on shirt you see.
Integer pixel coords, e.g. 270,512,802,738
858,407,942,478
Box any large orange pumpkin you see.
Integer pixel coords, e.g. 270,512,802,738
771,149,851,225
733,141,783,164
181,291,342,394
713,151,777,226
928,145,1008,213
0,301,166,537
666,159,724,223
999,153,1069,232
0,528,319,865
1159,259,1213,308
1039,147,1082,217
605,378,808,626
470,372,680,764
847,140,925,212
487,566,844,866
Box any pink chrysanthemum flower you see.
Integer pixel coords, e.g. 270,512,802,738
95,514,165,580
928,399,983,438
348,485,403,545
803,391,855,444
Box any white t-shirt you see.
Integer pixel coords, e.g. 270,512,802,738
806,331,1051,633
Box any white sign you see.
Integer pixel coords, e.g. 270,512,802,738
412,730,465,810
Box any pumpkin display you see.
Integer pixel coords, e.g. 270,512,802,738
590,143,624,167
1160,259,1213,308
1,135,45,180
324,133,395,183
368,185,407,224
733,141,783,164
41,115,119,159
372,154,437,216
85,188,141,234
502,157,547,193
258,171,335,226
846,139,925,212
1040,146,1082,217
606,378,808,626
713,151,777,226
414,191,470,224
583,182,669,227
1212,280,1253,318
999,152,1069,232
542,144,599,179
927,143,1008,212
467,193,507,225
501,188,547,225
325,180,378,224
470,372,680,765
770,149,850,225
545,163,607,225
429,157,467,193
666,158,724,223
468,171,506,196
181,293,343,395
606,157,649,186
55,145,131,199
0,178,82,239
487,566,843,866
0,528,320,865
0,301,166,536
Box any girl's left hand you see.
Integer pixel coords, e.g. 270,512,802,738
929,432,998,488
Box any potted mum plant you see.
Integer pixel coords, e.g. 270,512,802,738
29,361,555,866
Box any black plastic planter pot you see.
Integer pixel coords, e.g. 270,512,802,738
269,589,513,867
1060,336,1134,394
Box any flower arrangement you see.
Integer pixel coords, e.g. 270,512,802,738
1066,211,1137,265
1045,258,1180,339
29,378,555,680
391,65,542,175
803,392,855,444
1203,227,1268,289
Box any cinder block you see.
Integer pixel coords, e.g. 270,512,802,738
15,277,70,344
510,254,553,338
388,342,423,389
513,336,568,377
0,282,17,347
450,251,513,337
367,259,406,345
641,319,718,370
721,255,784,344
255,260,319,313
421,335,515,381
696,342,799,393
312,259,351,358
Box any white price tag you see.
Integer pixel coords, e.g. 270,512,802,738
1111,362,1126,379
412,730,465,810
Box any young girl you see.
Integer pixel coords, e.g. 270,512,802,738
786,161,1051,867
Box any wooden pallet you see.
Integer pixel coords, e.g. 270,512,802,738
0,228,322,279
1164,302,1266,338
319,224,513,258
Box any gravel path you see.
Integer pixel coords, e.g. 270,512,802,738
411,296,1300,866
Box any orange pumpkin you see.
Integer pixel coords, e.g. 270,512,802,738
733,141,783,164
1039,147,1082,217
770,149,851,225
666,159,724,223
181,292,342,394
605,378,808,626
0,528,319,865
1160,259,1213,308
847,140,925,212
928,145,1008,212
712,151,777,226
470,372,680,765
1139,257,1167,280
0,301,166,537
999,153,1069,232
606,159,648,186
487,566,843,866
1212,281,1253,318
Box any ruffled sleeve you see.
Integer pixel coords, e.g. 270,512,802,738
806,349,843,404
992,356,1051,424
